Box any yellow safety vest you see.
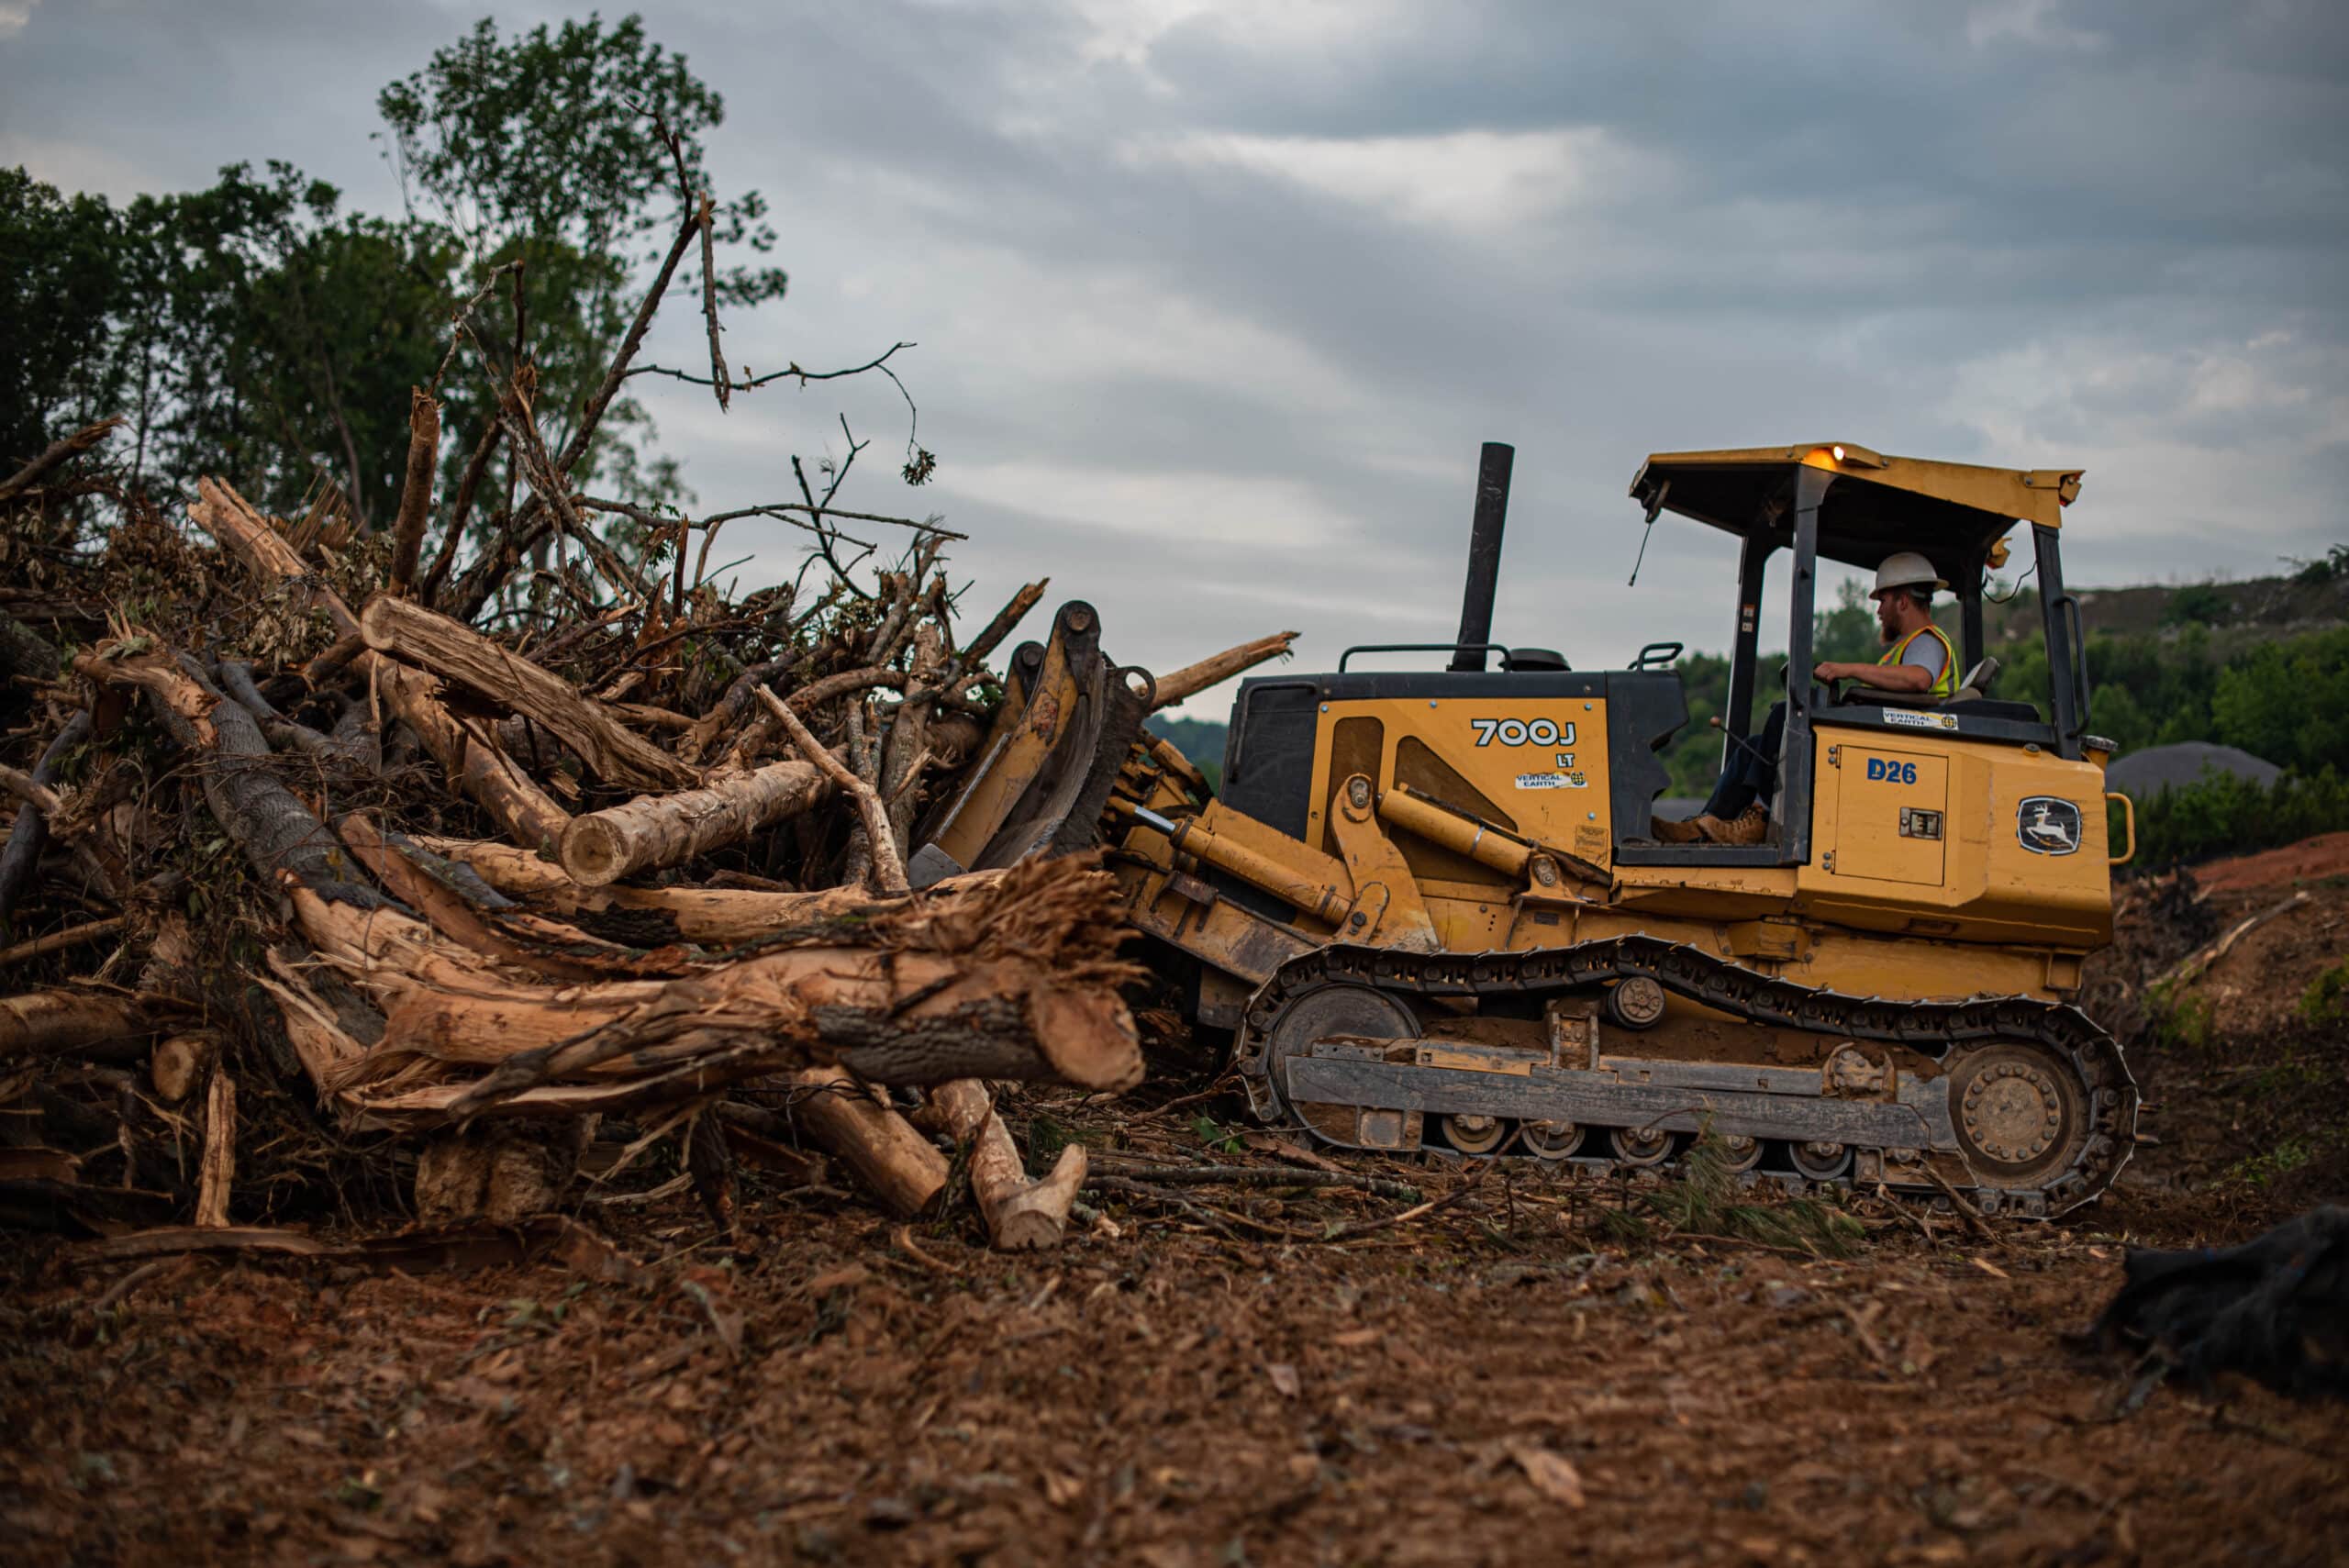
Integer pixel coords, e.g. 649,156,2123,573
1880,625,1959,698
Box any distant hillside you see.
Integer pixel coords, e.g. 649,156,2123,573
1978,555,2349,653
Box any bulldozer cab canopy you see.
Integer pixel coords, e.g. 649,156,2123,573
1628,443,2083,584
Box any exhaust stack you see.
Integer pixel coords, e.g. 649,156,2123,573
1448,441,1514,672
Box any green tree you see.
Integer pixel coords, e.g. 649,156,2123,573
1813,578,1878,666
375,13,788,506
113,162,463,521
2211,627,2349,774
7,11,797,538
0,168,128,469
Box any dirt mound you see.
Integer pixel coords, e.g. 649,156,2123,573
2192,829,2349,895
2087,834,2349,1218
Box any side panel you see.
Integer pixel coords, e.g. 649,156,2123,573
1798,722,2110,944
1831,743,1948,885
1307,696,1615,875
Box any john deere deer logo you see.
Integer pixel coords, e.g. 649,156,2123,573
2016,796,2082,856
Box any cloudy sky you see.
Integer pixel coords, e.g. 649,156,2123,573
6,0,2345,712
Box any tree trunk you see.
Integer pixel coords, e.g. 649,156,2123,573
0,989,156,1062
1151,630,1298,708
415,834,1005,946
72,642,383,906
559,759,829,886
361,595,693,792
787,1065,948,1218
385,387,440,598
190,478,572,855
284,852,1144,1119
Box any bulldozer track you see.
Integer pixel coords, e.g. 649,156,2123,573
1236,938,2137,1218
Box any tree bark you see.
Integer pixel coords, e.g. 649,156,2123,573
75,642,384,905
194,1071,236,1229
361,595,693,792
1151,630,1298,709
787,1065,947,1218
757,685,907,894
415,833,1003,945
930,1077,1085,1251
191,477,571,853
559,759,828,887
0,710,93,931
284,852,1143,1114
0,989,155,1061
386,386,440,598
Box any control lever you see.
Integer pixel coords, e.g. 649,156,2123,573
1709,716,1775,773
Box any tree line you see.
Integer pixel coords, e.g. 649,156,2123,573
3,14,788,536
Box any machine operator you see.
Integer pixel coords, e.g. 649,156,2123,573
1654,551,1956,846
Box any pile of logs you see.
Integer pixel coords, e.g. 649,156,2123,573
0,428,1308,1253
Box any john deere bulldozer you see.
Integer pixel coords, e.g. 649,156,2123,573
912,441,2139,1217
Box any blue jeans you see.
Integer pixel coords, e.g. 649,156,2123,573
1701,701,1786,818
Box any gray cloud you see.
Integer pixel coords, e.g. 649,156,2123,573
5,0,2344,709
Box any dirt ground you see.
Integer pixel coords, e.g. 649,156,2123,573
5,841,2346,1567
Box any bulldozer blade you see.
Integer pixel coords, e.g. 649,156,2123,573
910,601,1144,887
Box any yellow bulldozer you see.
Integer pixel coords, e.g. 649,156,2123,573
911,441,2139,1217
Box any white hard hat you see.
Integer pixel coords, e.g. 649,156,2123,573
1873,550,1946,597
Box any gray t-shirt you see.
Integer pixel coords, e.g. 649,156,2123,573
1897,629,1949,685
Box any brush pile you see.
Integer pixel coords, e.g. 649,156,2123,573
0,410,1163,1253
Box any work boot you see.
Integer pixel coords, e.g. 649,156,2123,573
1696,803,1770,846
1649,815,1706,843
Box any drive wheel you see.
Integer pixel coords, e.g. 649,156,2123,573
1259,983,1420,1117
1947,1041,2085,1190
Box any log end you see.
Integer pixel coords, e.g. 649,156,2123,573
1026,987,1145,1093
559,815,632,888
992,1143,1086,1251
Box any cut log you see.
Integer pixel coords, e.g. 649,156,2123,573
336,814,674,981
787,1065,947,1218
361,595,694,792
190,478,571,854
195,1071,236,1228
415,834,1004,945
883,622,945,859
930,1077,1085,1251
151,1031,221,1104
1150,629,1298,709
559,759,829,887
72,641,384,906
284,853,1144,1118
0,989,157,1062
